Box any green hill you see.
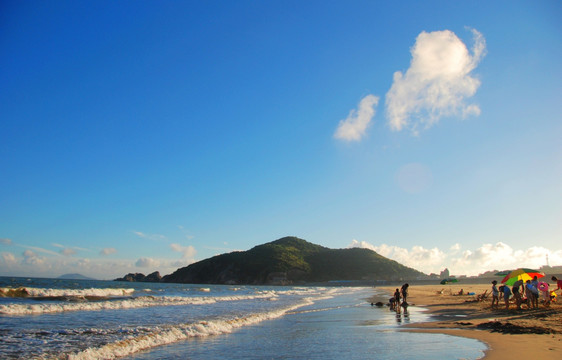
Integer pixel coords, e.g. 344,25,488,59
161,237,426,285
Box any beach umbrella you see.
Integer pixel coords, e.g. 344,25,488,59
494,270,511,276
501,268,544,286
440,278,458,285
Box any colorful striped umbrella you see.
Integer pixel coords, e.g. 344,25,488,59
501,268,544,286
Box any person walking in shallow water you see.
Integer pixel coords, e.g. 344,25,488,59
393,288,401,311
491,280,499,309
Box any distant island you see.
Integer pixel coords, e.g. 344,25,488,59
115,237,427,285
58,273,96,280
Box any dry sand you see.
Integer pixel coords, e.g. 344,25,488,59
371,283,562,359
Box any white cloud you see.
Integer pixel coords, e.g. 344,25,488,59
385,28,486,134
334,95,379,141
0,238,13,245
1,252,16,265
450,243,561,275
450,243,461,252
170,243,197,263
100,247,117,256
22,249,45,265
23,249,35,257
0,252,184,280
135,257,160,268
349,240,446,273
348,240,561,276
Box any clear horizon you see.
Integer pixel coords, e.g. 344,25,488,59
1,1,561,279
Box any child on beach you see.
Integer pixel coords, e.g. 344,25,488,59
499,285,511,309
491,280,499,309
538,282,550,305
552,276,562,294
526,280,539,309
393,288,401,311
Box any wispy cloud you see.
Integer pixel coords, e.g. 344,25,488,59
20,245,61,257
133,231,167,241
51,243,76,256
177,226,195,240
100,247,117,256
385,28,486,134
334,95,379,141
52,243,83,256
349,240,561,276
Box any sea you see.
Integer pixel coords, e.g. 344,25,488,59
0,277,486,359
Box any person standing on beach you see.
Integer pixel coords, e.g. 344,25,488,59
512,280,523,310
500,285,511,309
400,283,409,305
532,276,540,307
526,280,539,309
491,280,499,309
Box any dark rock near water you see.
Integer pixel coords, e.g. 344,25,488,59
144,271,162,282
114,271,161,283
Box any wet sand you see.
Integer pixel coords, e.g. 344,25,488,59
372,283,562,359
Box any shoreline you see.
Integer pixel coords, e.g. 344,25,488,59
371,283,562,359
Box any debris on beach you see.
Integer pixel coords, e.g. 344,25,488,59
477,321,555,334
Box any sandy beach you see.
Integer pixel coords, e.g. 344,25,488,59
372,283,562,359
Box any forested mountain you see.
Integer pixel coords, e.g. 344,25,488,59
161,237,426,285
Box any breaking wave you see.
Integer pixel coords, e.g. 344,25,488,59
65,297,318,360
0,292,281,315
0,287,135,298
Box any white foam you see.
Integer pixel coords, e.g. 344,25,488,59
0,287,135,298
67,298,316,360
0,292,280,315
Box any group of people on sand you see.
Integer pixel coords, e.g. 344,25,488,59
389,283,409,311
491,276,562,310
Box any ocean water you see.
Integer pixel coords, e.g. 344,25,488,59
0,277,486,359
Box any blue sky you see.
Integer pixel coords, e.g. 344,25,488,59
1,1,561,279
